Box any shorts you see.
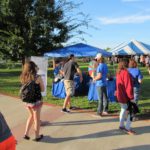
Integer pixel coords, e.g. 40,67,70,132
0,135,16,150
64,80,75,96
24,100,43,109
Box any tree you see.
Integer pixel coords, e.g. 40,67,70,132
0,0,90,63
105,47,111,51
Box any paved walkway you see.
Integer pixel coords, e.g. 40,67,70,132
0,94,150,150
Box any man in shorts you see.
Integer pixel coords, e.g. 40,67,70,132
62,54,83,113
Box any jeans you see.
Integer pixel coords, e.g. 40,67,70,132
96,86,109,114
119,103,131,130
134,87,140,104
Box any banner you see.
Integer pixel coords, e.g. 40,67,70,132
31,56,48,96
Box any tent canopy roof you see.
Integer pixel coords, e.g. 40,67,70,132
44,43,112,57
110,39,150,55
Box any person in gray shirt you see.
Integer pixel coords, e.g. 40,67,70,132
62,54,83,113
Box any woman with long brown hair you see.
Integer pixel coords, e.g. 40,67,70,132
20,61,44,141
128,59,143,104
116,60,136,135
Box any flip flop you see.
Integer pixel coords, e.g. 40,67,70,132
23,135,30,140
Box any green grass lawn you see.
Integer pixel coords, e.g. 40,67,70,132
0,63,150,114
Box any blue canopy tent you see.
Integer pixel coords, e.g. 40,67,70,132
110,39,150,55
44,43,112,57
44,43,112,100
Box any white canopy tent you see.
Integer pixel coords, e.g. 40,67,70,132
110,39,150,55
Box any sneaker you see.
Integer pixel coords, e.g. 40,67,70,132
119,126,125,131
61,108,70,113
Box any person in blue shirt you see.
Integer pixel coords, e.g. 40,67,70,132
128,59,143,104
53,59,65,82
53,60,61,77
93,53,109,116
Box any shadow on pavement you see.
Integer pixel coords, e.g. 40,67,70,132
48,118,118,126
114,145,150,150
39,126,150,143
40,129,123,143
41,121,51,126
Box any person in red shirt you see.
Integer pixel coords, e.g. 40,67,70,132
116,60,136,135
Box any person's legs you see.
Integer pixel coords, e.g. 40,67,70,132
63,80,74,110
134,87,140,104
102,86,109,113
119,103,128,128
63,95,71,109
133,87,140,121
97,86,103,115
33,106,42,139
24,107,34,137
125,112,132,130
67,81,75,108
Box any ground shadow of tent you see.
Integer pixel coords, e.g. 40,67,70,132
44,43,112,57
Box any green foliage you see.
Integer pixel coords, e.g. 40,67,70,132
0,0,90,62
0,62,22,69
105,47,111,51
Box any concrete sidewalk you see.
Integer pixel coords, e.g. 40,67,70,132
0,94,150,150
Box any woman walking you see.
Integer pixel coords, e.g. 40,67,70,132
116,60,136,135
20,61,44,141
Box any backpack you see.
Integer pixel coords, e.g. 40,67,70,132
20,81,37,103
127,101,140,121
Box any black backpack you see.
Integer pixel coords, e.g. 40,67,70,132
20,81,37,103
127,101,140,121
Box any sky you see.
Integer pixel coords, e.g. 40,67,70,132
69,0,150,49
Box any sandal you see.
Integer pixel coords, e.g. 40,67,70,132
23,135,30,140
124,129,136,135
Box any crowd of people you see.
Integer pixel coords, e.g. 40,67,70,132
51,53,144,135
1,53,146,150
109,55,150,75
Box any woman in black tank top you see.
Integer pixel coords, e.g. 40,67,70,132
20,61,45,141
